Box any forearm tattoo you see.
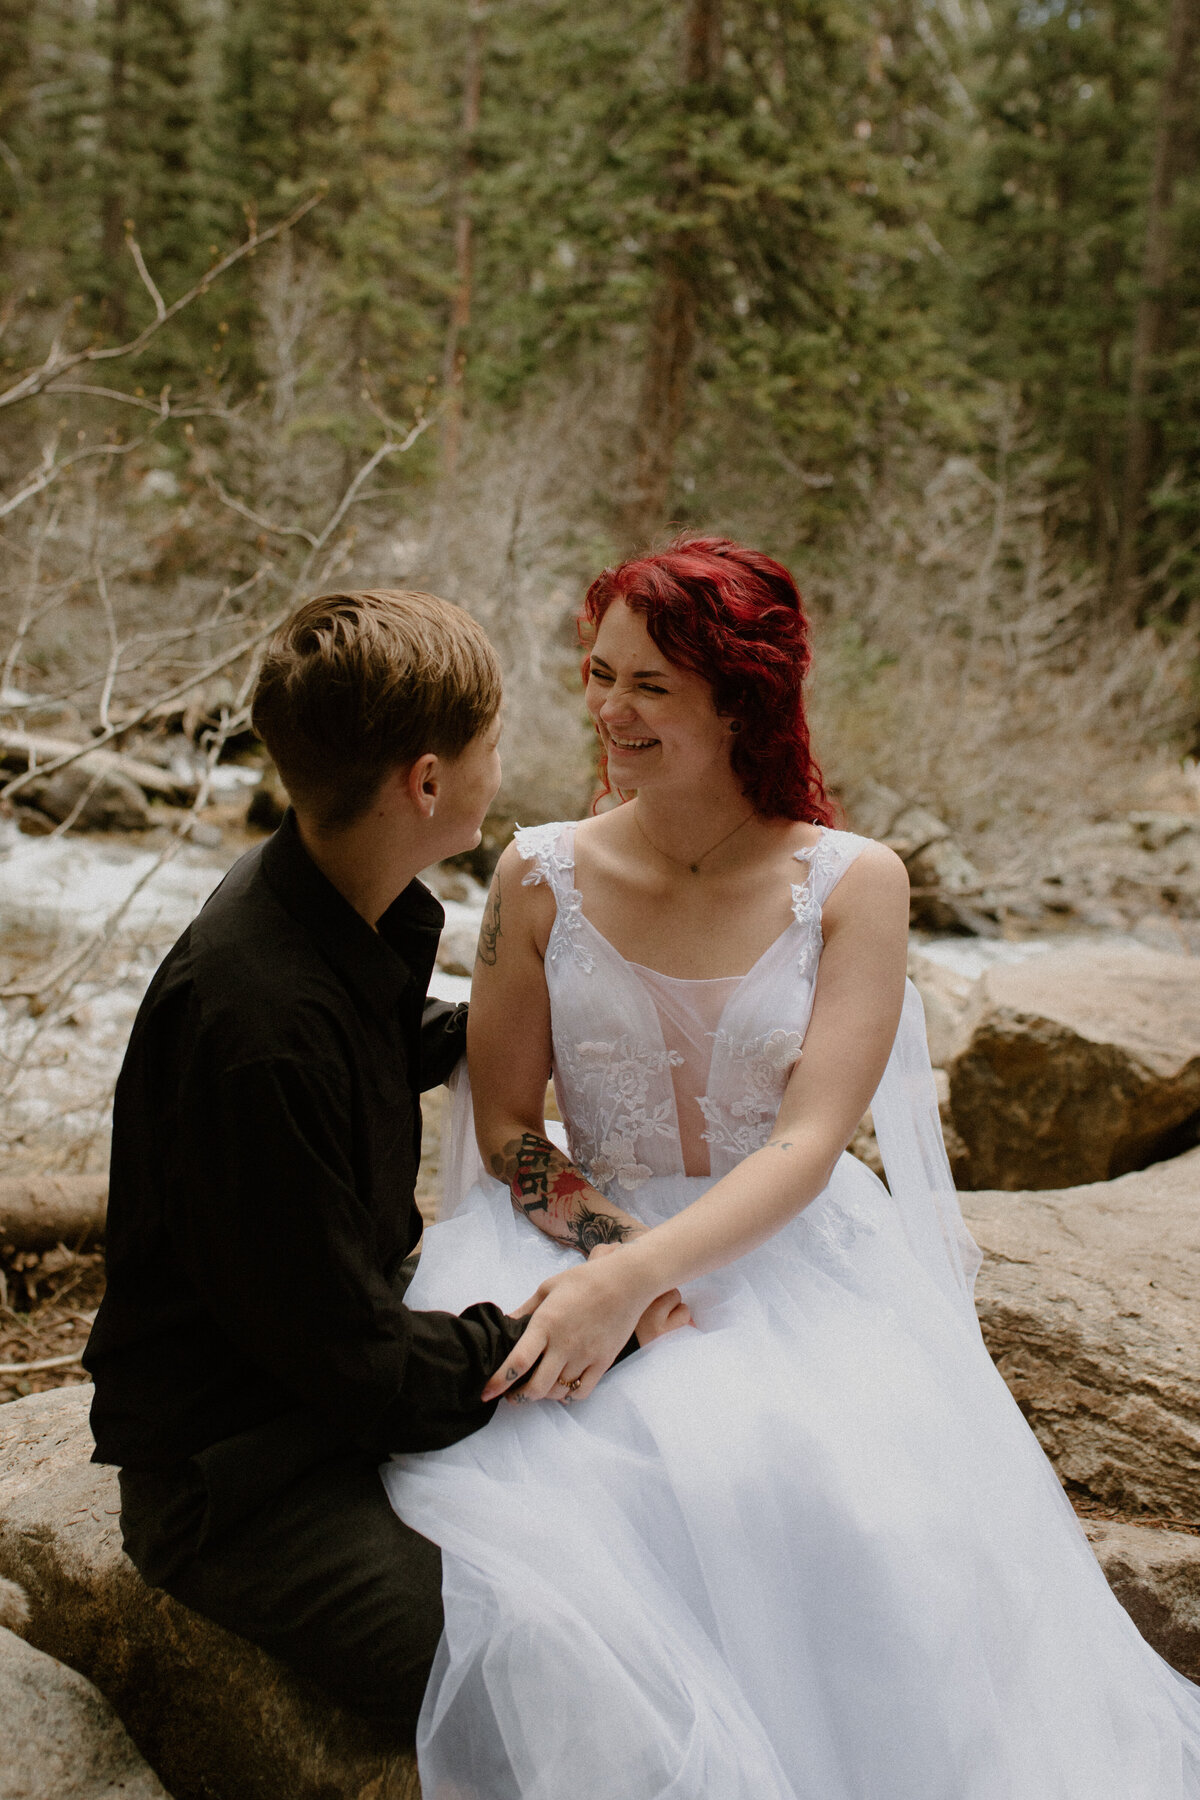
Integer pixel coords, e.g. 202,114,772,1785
476,885,502,967
490,1132,638,1254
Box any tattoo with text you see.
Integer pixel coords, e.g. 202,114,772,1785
476,884,502,966
490,1132,638,1254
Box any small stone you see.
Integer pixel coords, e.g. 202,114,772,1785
15,806,57,836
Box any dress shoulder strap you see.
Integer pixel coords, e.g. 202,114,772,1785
793,826,873,910
512,821,577,898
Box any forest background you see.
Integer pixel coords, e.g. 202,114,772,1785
2,0,1200,852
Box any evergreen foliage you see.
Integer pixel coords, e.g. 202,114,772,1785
1,0,1197,602
963,0,1200,601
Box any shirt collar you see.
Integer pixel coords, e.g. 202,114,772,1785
259,810,445,1021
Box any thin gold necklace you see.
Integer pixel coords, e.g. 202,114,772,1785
632,803,756,875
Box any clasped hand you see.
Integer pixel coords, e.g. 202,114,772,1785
481,1239,692,1407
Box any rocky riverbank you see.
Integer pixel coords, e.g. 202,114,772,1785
4,789,1200,1795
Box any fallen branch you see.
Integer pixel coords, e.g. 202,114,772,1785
0,1349,84,1374
0,728,187,802
0,1175,107,1252
0,611,280,804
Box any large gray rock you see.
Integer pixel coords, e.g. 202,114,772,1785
0,1386,421,1800
0,1621,171,1800
964,1148,1200,1519
22,763,151,833
1083,1520,1200,1684
950,945,1200,1188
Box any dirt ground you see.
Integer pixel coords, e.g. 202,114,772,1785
0,1244,105,1406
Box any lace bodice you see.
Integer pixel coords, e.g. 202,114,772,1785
514,821,872,1198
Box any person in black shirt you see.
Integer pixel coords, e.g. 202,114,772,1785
85,588,528,1730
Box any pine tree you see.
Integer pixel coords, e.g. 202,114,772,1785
458,0,970,542
1111,0,1200,606
962,0,1154,563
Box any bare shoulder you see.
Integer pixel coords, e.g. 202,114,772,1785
823,837,910,934
573,806,631,858
489,836,557,954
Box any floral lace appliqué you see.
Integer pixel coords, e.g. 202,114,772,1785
791,831,867,981
514,823,594,973
791,833,839,982
699,1028,805,1157
555,1034,683,1193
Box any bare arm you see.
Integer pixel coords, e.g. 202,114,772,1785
469,845,647,1255
485,843,910,1403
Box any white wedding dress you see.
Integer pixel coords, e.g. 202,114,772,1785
382,824,1200,1800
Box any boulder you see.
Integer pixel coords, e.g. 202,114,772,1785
434,914,479,979
21,763,151,833
1,1620,171,1800
963,1147,1200,1520
842,783,998,934
949,945,1200,1189
907,947,979,1069
1082,1521,1200,1684
0,1386,421,1800
246,764,287,834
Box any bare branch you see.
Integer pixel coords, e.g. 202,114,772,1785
125,231,166,322
204,472,320,546
37,383,168,414
302,412,433,569
0,605,281,803
0,189,324,413
0,433,154,523
94,567,120,732
0,503,62,696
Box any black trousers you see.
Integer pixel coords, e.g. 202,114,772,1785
118,1414,443,1734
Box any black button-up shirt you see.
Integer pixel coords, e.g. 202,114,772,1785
86,810,527,1468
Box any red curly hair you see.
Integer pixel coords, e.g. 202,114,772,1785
579,536,836,824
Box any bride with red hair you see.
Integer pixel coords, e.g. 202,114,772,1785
384,537,1200,1798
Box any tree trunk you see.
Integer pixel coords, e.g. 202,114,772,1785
99,0,129,338
617,0,722,552
440,3,484,485
1110,0,1200,610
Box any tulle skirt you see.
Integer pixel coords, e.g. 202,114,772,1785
382,1154,1200,1800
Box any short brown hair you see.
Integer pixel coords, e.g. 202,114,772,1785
251,589,501,831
